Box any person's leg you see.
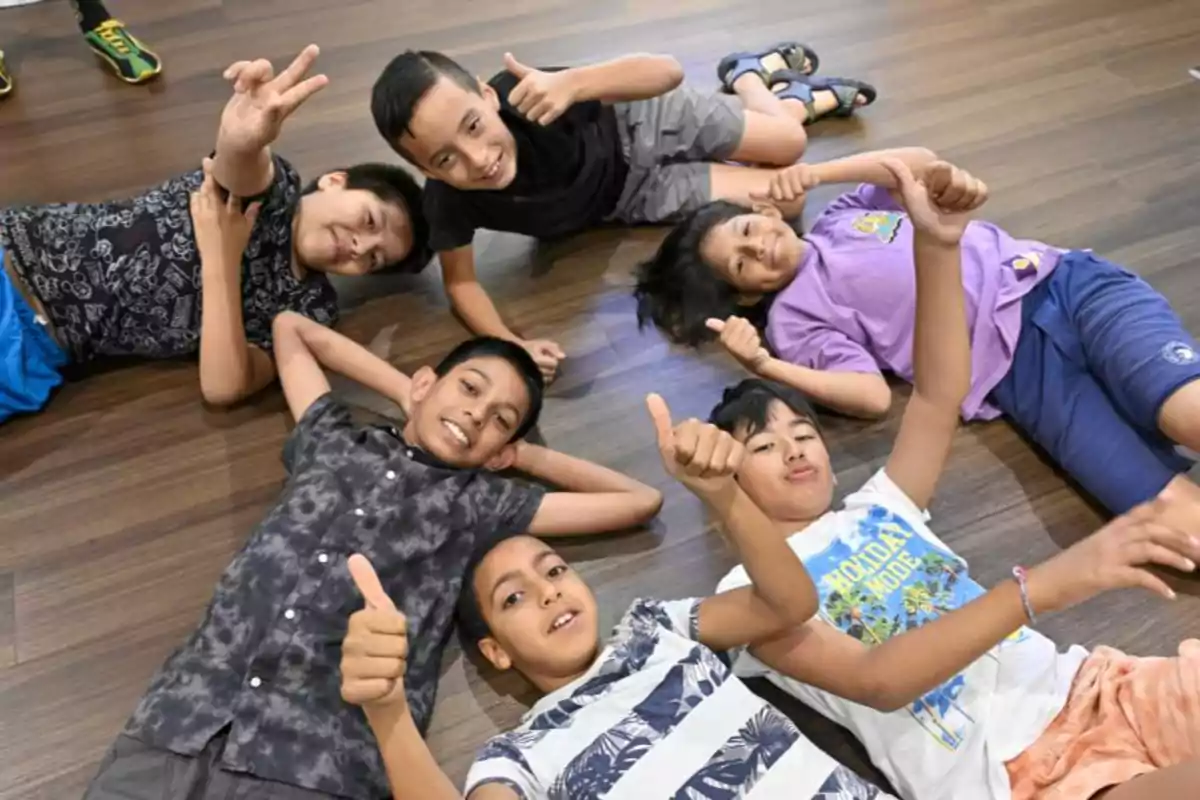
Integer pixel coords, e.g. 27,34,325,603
1096,763,1200,800
1046,251,1200,462
83,735,201,799
0,259,69,424
70,0,162,84
989,290,1183,514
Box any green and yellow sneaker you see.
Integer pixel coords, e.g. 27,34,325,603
0,50,13,98
83,19,162,84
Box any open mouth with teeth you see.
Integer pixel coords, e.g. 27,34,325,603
480,152,504,184
548,610,579,634
441,418,471,448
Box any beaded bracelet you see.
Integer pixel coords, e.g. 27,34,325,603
1012,565,1036,625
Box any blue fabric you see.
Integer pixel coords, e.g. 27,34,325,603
990,250,1199,513
1,246,68,423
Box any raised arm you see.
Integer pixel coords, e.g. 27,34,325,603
646,395,817,652
706,316,892,419
341,555,517,800
211,45,329,197
440,245,565,383
192,159,276,407
272,311,412,420
752,493,1200,711
882,160,986,509
522,443,663,537
502,52,683,125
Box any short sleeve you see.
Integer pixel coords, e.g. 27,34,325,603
820,183,903,216
627,597,703,641
842,468,932,522
423,181,477,253
281,393,354,476
768,315,882,375
246,278,339,353
465,736,543,799
482,475,548,537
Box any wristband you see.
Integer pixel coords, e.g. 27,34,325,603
1012,565,1036,625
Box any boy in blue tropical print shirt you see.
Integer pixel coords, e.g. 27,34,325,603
338,396,893,799
711,161,1200,800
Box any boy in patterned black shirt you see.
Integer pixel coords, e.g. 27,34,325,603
0,45,428,422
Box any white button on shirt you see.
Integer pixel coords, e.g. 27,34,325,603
317,552,329,564
386,470,396,480
284,609,296,620
249,676,262,688
354,508,365,517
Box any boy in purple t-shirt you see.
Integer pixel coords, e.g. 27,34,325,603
633,148,1200,515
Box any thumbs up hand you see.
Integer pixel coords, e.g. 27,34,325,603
646,393,745,501
340,554,409,709
504,52,579,126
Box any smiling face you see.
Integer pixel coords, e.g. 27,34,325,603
732,399,835,522
398,76,518,191
405,356,531,468
293,173,415,276
699,205,805,297
473,536,600,686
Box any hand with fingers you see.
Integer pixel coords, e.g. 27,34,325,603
340,554,409,710
646,392,745,502
883,159,988,246
190,157,261,268
504,53,578,126
750,163,821,210
520,338,566,383
218,44,330,153
706,316,770,373
1025,497,1200,617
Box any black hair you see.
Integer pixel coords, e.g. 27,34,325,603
371,50,479,159
301,163,431,274
709,378,821,439
433,337,545,442
454,530,534,649
634,200,772,346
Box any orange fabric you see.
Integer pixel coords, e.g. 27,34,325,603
1005,639,1200,799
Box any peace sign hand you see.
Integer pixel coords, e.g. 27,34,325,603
218,44,329,153
340,554,409,710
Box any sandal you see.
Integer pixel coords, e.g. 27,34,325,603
768,70,877,123
717,41,820,92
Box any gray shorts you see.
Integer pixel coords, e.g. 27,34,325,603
83,735,335,800
606,85,745,224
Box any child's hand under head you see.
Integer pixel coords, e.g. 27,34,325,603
341,554,409,711
883,159,988,246
1025,494,1200,616
190,158,261,268
647,393,745,502
706,316,770,373
521,338,566,383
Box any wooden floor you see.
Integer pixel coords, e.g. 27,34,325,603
2,0,1200,796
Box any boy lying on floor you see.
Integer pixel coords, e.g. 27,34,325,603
0,44,428,422
370,43,874,380
635,146,1200,515
82,312,662,800
339,393,892,799
707,160,1200,800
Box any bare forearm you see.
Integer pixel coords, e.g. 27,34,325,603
910,234,970,409
757,358,891,418
446,281,519,341
567,54,684,103
517,444,649,495
278,312,412,413
211,141,274,198
366,706,463,800
199,258,267,406
859,581,1025,709
709,486,817,626
810,147,938,190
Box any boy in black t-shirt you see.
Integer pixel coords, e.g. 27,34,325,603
371,46,875,382
0,45,430,423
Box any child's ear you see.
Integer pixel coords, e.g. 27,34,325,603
480,81,501,111
477,637,513,671
484,443,519,473
316,171,349,192
408,366,437,403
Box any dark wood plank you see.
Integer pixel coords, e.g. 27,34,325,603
2,0,1199,797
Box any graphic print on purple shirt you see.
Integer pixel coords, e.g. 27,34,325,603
764,184,1062,420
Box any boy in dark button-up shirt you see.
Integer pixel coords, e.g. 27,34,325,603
83,312,663,800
